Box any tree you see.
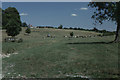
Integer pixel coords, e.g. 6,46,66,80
0,8,2,27
2,7,22,29
92,27,98,32
2,10,7,29
70,32,74,37
6,19,21,37
69,27,73,29
25,27,31,34
22,22,28,27
58,24,63,29
88,2,120,42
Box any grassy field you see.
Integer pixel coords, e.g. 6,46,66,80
2,28,119,78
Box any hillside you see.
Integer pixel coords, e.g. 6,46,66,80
2,28,118,78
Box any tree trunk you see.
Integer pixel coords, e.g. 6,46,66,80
114,2,120,42
114,22,120,42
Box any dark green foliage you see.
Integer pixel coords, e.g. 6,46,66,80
70,32,74,37
99,30,107,33
25,27,31,34
74,27,78,30
37,26,54,28
0,8,2,27
22,22,28,27
6,19,21,37
88,2,118,24
2,10,7,29
2,7,22,29
64,27,69,29
69,27,73,29
88,2,120,42
92,27,98,32
58,24,63,29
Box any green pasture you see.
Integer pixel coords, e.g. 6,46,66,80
2,28,119,78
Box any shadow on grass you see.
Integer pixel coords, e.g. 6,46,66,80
66,41,114,45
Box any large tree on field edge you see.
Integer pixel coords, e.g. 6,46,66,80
6,19,21,37
2,7,22,29
3,7,22,37
88,2,120,42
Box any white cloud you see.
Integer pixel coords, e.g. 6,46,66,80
71,14,77,16
20,13,28,16
80,7,88,10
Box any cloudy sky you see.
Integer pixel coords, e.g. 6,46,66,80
2,2,116,31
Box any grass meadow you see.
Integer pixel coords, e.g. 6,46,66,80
2,28,119,78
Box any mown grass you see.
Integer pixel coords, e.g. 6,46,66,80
2,28,118,78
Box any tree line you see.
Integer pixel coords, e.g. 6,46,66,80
2,1,120,42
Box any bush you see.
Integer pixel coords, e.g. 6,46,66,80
22,22,28,27
58,25,63,29
64,27,68,29
70,32,74,37
92,27,98,32
74,27,78,30
69,27,73,29
25,27,31,34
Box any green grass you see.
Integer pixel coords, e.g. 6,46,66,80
2,28,118,78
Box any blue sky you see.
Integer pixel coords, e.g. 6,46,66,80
1,0,91,2
2,2,116,31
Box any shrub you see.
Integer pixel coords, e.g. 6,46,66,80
69,27,73,29
22,22,28,27
92,27,98,32
70,32,74,37
74,27,78,30
64,27,68,29
25,27,31,34
58,25,63,29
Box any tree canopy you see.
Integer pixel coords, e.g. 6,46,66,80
2,7,22,29
6,19,21,37
3,7,22,37
22,22,28,27
88,2,120,24
0,8,2,27
58,24,63,29
70,32,74,37
88,2,120,42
